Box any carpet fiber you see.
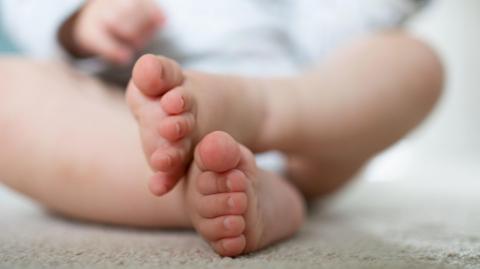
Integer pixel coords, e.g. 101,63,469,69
1,179,479,269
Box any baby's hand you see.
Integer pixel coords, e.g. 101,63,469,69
60,0,164,65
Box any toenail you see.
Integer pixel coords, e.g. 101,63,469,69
224,217,234,230
227,197,235,209
226,178,233,191
175,122,181,136
179,96,185,110
161,154,172,167
221,240,229,252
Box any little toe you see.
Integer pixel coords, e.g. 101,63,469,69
149,171,184,196
196,192,247,218
132,54,184,97
212,236,246,257
196,215,245,241
150,144,189,172
160,87,193,115
158,113,195,141
197,169,247,195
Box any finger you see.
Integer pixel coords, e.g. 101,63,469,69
136,6,167,48
133,17,161,49
107,22,144,49
150,6,166,27
102,11,143,47
105,4,159,47
90,27,134,65
141,0,166,26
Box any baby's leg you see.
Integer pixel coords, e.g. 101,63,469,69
257,31,444,198
0,57,190,227
127,31,442,201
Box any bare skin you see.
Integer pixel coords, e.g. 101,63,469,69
0,59,190,228
186,131,304,256
59,0,164,64
127,33,443,198
126,55,266,195
126,31,443,255
126,55,306,256
0,32,443,256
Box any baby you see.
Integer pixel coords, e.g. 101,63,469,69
0,0,442,256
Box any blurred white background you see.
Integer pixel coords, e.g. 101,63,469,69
365,0,480,182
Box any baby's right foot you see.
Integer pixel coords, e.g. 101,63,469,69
126,55,267,195
185,131,305,256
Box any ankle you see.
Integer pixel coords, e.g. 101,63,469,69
251,77,302,153
239,77,273,152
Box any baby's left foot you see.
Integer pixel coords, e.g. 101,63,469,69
126,55,267,195
186,131,305,256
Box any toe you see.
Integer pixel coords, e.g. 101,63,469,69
196,215,245,241
150,143,190,172
195,131,241,173
132,54,184,97
196,192,247,218
160,87,192,115
149,171,183,196
197,169,247,195
212,236,246,257
158,113,195,141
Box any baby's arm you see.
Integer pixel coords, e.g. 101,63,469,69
59,0,164,65
1,0,164,65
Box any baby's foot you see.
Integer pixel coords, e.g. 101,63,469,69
127,55,266,195
186,131,305,256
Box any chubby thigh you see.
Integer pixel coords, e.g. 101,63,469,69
0,57,190,227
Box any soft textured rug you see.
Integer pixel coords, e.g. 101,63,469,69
1,178,479,269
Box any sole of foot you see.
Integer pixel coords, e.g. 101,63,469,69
126,55,266,196
185,131,306,256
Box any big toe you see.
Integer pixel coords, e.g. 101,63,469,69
132,54,184,97
195,131,241,173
